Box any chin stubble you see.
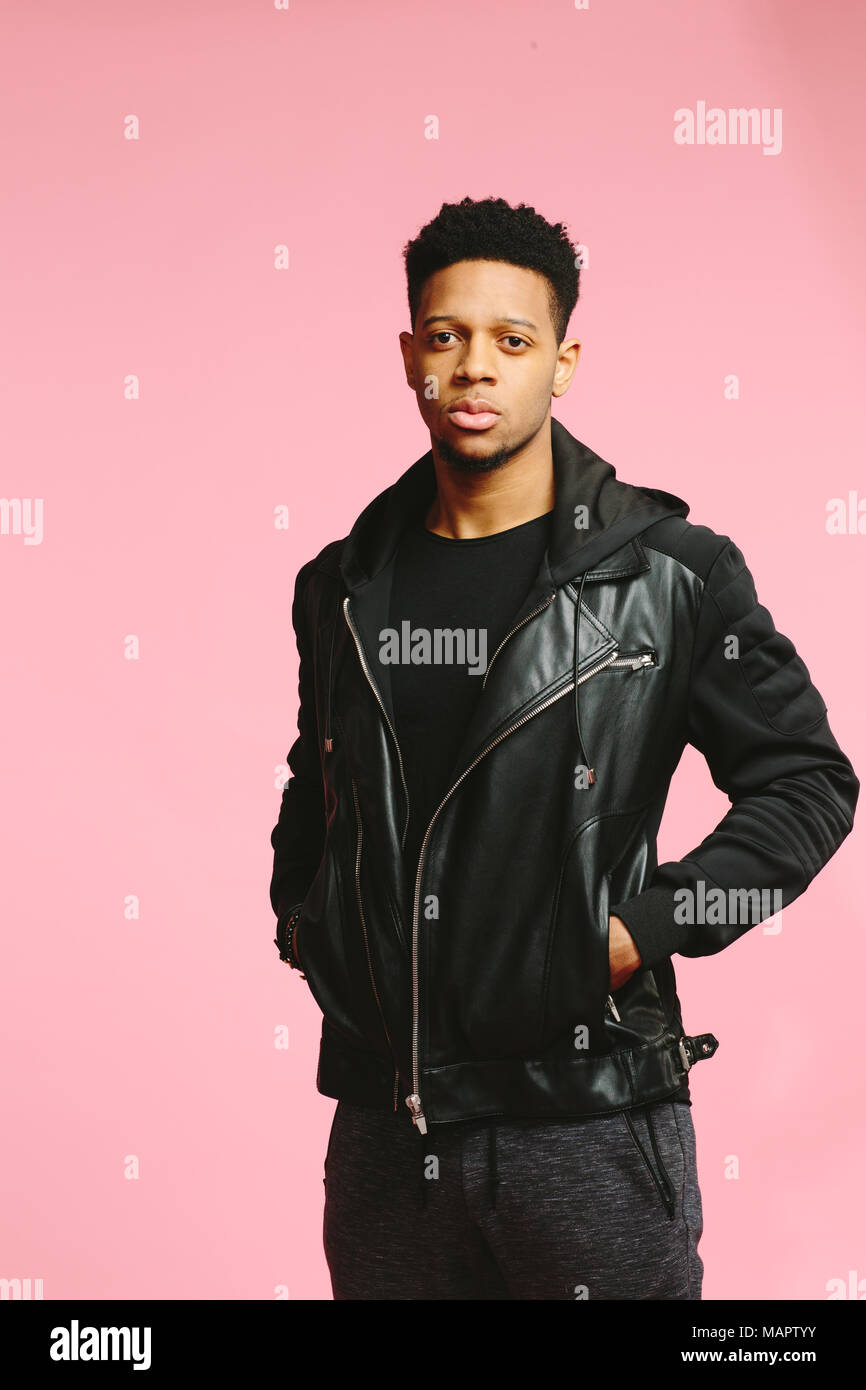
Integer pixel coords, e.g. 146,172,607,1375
436,417,543,474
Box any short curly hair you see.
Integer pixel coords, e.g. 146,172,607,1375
403,196,580,345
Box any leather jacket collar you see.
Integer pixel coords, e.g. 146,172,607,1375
338,415,689,592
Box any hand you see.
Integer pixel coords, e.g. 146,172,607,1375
608,914,642,992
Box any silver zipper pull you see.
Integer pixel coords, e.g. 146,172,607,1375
606,994,621,1022
405,1093,427,1134
611,652,654,670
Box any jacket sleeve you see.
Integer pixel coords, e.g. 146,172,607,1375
610,536,860,970
269,559,327,953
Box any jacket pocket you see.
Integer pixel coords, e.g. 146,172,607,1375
292,835,393,1054
539,805,654,1055
604,826,671,1047
540,815,627,1053
350,776,398,1059
620,1103,679,1220
386,891,408,952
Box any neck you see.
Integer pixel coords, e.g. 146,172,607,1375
424,415,555,539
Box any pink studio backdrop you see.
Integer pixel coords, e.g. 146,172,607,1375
1,1,864,1301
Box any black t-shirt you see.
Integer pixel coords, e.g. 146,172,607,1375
381,506,553,885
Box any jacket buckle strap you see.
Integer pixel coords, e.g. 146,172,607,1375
677,1032,719,1072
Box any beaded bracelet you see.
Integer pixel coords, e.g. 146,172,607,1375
275,907,304,973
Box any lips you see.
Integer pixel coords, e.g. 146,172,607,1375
447,397,501,431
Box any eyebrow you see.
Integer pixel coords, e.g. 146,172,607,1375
421,315,539,331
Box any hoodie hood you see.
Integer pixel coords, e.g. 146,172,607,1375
339,414,689,594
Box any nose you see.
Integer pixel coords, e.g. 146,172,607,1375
455,332,498,382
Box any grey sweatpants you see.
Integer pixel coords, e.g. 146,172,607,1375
322,1096,704,1300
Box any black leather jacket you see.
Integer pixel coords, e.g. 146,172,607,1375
269,417,859,1134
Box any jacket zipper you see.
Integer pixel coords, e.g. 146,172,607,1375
606,650,655,670
406,640,626,1134
481,591,557,689
343,597,411,852
351,775,400,1112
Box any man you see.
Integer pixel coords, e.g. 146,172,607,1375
269,196,858,1300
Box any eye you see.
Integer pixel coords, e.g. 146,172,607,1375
428,331,529,348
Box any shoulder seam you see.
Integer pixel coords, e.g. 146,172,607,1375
640,524,731,586
679,538,737,702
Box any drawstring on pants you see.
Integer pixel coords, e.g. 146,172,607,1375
623,1106,676,1219
643,1106,676,1217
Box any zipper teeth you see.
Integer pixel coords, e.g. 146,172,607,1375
575,647,622,686
410,642,624,1106
352,775,397,1068
607,651,655,668
343,597,410,853
481,592,556,689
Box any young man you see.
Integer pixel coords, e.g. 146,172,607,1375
269,196,858,1300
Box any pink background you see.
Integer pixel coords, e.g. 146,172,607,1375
1,0,864,1301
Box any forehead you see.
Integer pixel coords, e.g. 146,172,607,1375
419,259,551,322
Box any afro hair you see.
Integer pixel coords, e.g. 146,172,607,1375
403,196,580,345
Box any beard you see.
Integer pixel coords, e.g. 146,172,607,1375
435,414,546,474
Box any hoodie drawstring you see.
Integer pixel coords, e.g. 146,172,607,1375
573,571,595,785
